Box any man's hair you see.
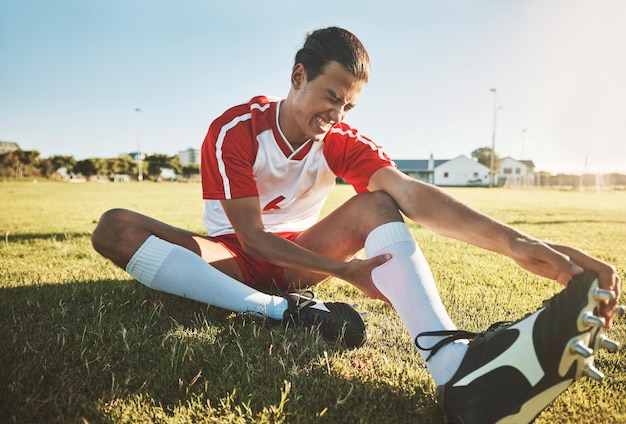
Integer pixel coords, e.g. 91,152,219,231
294,27,370,83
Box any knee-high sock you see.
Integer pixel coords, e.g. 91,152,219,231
365,222,468,386
126,235,288,320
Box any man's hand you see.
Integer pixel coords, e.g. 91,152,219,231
340,254,392,303
509,236,621,328
550,243,621,329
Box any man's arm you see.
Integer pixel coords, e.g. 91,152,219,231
368,167,550,257
368,166,620,326
220,196,389,293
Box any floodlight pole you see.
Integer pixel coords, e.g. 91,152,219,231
521,128,527,159
489,88,498,187
135,108,143,182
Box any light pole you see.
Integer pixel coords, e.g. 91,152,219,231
520,128,527,159
489,88,498,187
135,108,143,182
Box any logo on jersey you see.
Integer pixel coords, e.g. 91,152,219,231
263,195,286,211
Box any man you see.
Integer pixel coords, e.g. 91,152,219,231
92,27,622,423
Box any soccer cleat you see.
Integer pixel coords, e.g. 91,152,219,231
282,290,367,348
417,271,621,424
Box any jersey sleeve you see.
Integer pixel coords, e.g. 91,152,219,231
323,123,395,193
201,105,259,200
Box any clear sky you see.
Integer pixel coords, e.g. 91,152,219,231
2,0,625,174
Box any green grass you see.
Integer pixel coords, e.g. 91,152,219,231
1,180,625,423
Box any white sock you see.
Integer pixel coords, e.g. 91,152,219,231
365,222,468,386
126,235,288,320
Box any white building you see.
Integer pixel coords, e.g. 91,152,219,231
433,155,490,186
497,157,535,187
393,155,535,187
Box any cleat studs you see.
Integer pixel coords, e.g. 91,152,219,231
352,304,359,309
360,311,368,318
597,335,620,352
582,364,604,381
571,341,593,358
593,288,616,302
582,312,606,328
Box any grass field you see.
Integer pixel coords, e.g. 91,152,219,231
1,180,625,423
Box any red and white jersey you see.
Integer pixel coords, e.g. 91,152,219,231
201,95,393,236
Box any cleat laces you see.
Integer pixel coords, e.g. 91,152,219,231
415,321,512,361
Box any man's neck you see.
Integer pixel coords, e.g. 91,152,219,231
277,100,308,151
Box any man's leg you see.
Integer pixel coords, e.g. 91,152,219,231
286,192,467,384
290,192,622,421
92,208,368,347
365,222,468,386
92,208,288,319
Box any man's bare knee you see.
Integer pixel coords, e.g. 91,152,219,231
367,190,400,210
355,191,402,224
93,208,129,239
91,208,137,259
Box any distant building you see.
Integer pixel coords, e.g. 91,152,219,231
0,141,20,154
393,155,448,184
393,155,493,187
113,174,131,183
497,157,535,187
433,155,490,186
178,147,201,166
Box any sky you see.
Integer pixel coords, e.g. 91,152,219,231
2,0,625,174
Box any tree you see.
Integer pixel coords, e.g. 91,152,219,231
0,152,21,178
181,164,200,178
145,154,182,180
75,158,107,177
49,155,77,173
168,155,183,176
145,154,169,180
19,150,41,167
471,147,500,172
0,150,40,178
74,159,96,177
36,158,56,178
107,156,137,177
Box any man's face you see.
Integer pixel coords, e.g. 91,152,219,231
286,61,365,143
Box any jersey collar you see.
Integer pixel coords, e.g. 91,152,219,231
274,100,314,160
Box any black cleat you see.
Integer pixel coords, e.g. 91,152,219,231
282,290,367,348
416,271,621,424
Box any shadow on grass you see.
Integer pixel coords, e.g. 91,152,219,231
508,219,626,226
3,232,93,243
0,280,443,423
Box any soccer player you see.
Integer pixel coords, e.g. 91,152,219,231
92,27,622,422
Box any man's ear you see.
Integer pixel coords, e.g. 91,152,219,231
291,63,306,89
